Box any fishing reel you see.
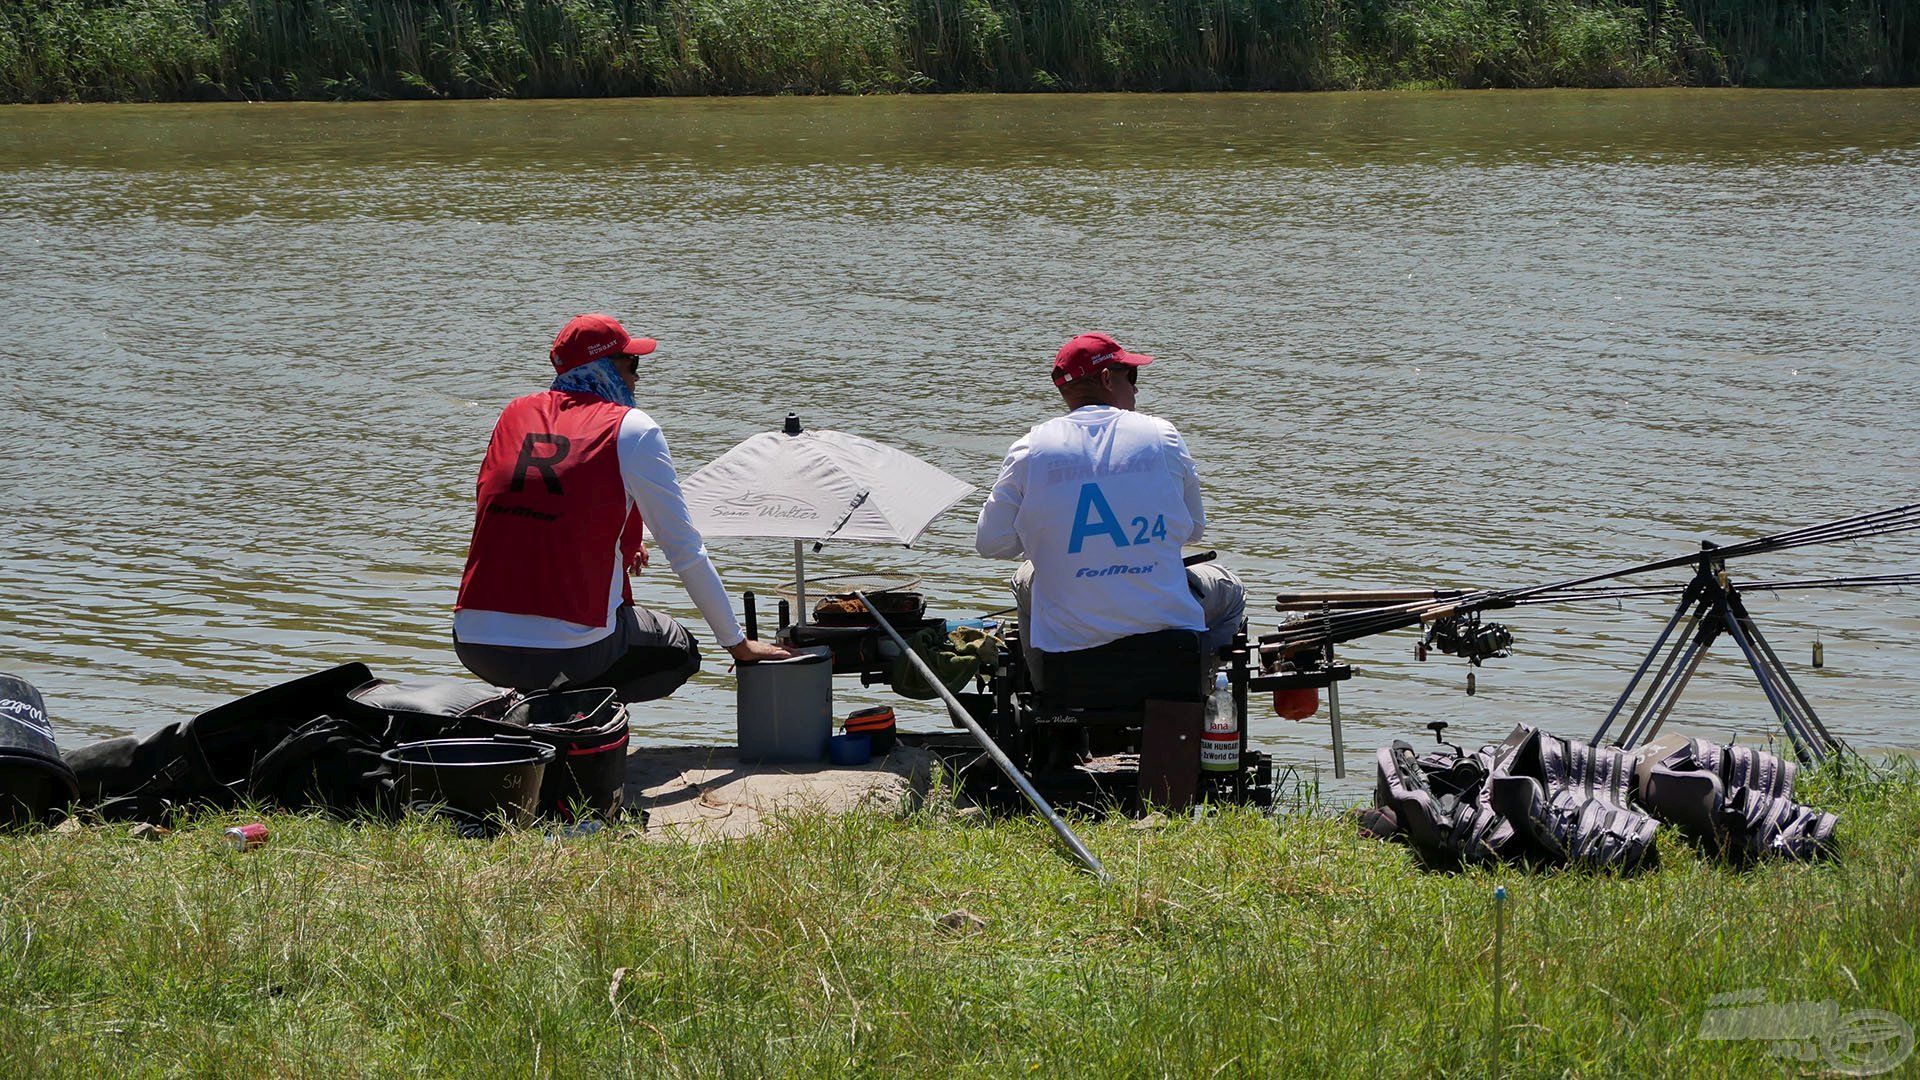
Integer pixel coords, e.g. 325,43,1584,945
1417,612,1514,666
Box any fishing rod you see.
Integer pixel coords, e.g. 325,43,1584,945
855,591,1111,884
1259,508,1920,767
1510,572,1920,606
1260,503,1920,657
1279,574,1920,612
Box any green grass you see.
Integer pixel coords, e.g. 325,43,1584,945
0,0,1912,102
0,765,1916,1076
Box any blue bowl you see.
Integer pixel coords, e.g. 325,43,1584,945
827,733,872,767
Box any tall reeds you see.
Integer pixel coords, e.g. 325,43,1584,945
0,0,1912,102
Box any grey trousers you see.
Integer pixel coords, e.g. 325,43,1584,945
454,604,701,704
1011,560,1247,691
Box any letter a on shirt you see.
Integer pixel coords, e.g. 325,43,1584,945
1067,483,1130,554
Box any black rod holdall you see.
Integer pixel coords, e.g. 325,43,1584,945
0,673,81,826
67,663,627,825
66,662,380,819
186,663,381,794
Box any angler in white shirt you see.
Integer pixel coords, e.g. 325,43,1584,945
974,333,1245,688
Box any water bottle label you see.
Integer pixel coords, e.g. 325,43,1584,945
1200,732,1238,772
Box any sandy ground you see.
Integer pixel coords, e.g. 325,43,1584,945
624,744,935,841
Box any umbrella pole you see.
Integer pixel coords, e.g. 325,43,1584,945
794,540,807,625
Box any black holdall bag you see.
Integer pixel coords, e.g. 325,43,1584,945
63,664,626,824
0,673,81,826
66,662,378,820
185,663,382,795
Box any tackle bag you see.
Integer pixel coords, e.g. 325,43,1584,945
326,676,625,810
246,675,510,818
69,665,631,823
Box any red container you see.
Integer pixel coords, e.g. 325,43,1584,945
843,706,896,754
1273,687,1320,721
224,822,268,850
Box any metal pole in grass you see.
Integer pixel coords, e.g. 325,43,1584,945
856,592,1111,883
1492,885,1508,1080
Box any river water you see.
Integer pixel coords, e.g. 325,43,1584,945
3,90,1917,794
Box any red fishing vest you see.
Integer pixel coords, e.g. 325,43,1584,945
455,390,646,627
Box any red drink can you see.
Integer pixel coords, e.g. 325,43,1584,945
224,823,268,851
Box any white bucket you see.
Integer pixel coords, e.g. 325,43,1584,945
735,647,833,763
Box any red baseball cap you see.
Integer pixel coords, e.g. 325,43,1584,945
1052,332,1153,386
550,313,658,374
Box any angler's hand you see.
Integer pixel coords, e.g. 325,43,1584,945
728,639,798,664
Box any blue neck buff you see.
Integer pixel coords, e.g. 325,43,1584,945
550,357,636,408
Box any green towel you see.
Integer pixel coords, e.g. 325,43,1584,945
891,627,1001,700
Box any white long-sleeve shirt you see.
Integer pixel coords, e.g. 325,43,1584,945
453,408,744,650
975,405,1207,653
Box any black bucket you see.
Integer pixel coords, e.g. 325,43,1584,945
381,738,555,828
0,674,80,826
489,688,627,821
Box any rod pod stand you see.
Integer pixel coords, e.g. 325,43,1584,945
855,592,1111,883
1589,550,1848,768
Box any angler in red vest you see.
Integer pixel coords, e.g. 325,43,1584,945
454,314,792,701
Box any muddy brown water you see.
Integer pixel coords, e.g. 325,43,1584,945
2,90,1917,795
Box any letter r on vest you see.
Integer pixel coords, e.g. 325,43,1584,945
511,433,572,495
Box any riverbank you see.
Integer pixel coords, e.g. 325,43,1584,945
0,765,1914,1074
1,0,1913,103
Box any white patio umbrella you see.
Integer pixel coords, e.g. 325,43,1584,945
673,414,976,623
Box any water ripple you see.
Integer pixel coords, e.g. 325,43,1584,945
2,91,1916,798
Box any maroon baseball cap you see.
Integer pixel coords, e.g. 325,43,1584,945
1051,332,1153,386
550,313,658,374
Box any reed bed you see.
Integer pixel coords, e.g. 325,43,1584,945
0,763,1915,1075
0,0,1912,102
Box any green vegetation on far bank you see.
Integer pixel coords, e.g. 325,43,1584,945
0,766,1916,1075
0,0,1913,103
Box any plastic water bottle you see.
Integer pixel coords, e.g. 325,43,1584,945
1201,672,1238,774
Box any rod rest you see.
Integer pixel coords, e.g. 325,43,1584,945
1248,665,1352,691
